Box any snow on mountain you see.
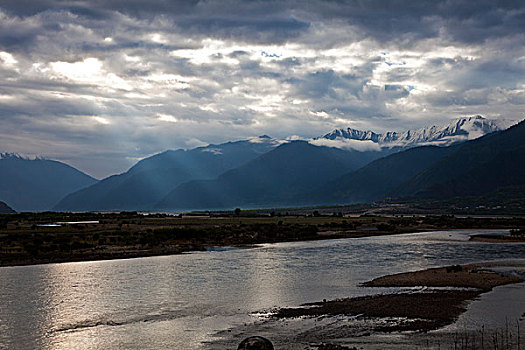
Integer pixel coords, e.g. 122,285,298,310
195,135,286,153
320,115,517,150
0,153,42,161
191,135,286,157
247,134,287,146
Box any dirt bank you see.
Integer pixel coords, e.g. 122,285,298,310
362,264,522,291
206,263,525,349
276,264,522,332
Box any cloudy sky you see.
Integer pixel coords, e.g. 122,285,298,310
0,0,524,178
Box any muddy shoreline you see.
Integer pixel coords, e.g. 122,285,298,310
208,263,525,349
470,235,525,243
276,264,522,332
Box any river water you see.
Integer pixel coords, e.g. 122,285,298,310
1,230,525,350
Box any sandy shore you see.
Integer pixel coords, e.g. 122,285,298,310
276,264,521,332
206,263,525,349
362,264,522,291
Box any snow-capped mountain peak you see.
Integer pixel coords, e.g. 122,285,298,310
321,115,515,149
0,153,42,161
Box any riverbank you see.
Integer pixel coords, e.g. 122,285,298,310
276,264,522,331
0,222,403,267
208,263,525,349
1,212,524,267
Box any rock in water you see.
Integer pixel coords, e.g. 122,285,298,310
237,336,274,350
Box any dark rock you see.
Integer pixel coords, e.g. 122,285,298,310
316,344,358,350
237,336,274,350
446,265,462,273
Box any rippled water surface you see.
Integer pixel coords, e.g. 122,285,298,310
1,230,525,349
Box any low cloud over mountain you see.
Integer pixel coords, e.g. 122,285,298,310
0,1,524,177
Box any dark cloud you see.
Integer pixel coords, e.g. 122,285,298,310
1,0,522,45
0,0,524,177
173,17,310,44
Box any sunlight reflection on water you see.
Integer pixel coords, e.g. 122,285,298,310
1,229,524,349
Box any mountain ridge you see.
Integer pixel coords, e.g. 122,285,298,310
393,120,525,199
54,136,285,211
0,155,97,212
321,115,514,149
304,119,525,208
155,140,377,210
304,144,460,206
6,115,522,212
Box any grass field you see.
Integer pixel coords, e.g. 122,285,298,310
1,211,524,266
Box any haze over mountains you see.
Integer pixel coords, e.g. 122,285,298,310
155,141,380,210
0,115,522,212
55,136,282,211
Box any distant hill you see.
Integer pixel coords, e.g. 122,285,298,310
0,154,97,212
0,201,15,214
54,136,285,211
156,141,379,210
306,145,458,205
395,120,525,199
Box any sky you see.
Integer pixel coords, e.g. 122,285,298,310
0,0,524,178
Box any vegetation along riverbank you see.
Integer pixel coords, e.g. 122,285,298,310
1,211,524,267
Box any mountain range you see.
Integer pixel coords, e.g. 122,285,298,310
309,119,525,206
54,136,284,211
305,145,460,205
155,141,380,210
321,115,513,148
0,115,521,212
393,119,525,199
0,154,96,211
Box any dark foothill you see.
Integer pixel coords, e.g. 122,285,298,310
237,336,274,350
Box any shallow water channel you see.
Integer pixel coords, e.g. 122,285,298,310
1,229,525,349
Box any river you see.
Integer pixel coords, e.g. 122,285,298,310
1,229,525,349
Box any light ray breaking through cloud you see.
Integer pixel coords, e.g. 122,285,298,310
0,0,524,177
